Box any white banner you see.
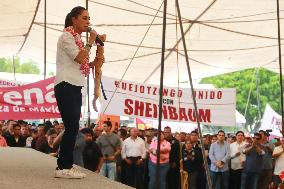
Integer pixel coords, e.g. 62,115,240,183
260,104,282,137
100,77,236,126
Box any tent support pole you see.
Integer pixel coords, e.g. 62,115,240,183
175,0,213,188
155,0,167,189
86,0,91,127
12,55,16,80
44,0,47,79
276,0,284,137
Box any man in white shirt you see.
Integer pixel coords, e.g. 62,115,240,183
272,138,284,187
230,131,247,189
121,128,146,189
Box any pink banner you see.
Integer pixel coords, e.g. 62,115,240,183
0,77,60,120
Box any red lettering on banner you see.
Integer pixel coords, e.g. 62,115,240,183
170,89,175,97
217,91,222,99
163,89,168,96
147,86,151,94
124,99,133,114
162,106,168,119
188,109,197,122
134,100,144,116
194,90,223,100
114,81,119,88
145,103,152,117
153,103,158,118
178,90,182,97
129,83,133,91
179,108,188,121
140,86,145,93
115,81,183,98
168,106,178,120
153,87,157,95
199,109,211,122
122,82,127,90
123,99,211,123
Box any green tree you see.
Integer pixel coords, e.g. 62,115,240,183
0,57,40,74
201,68,283,132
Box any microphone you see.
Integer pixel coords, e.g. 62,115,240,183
87,27,104,46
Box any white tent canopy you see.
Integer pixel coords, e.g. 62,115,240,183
0,0,283,85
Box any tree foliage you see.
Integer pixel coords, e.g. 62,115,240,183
0,57,40,74
201,68,283,131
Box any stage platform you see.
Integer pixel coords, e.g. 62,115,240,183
0,147,133,189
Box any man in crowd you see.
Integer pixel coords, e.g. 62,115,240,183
180,132,186,145
230,131,246,189
121,128,146,188
20,123,30,139
191,131,206,189
96,121,121,180
211,134,218,144
258,130,274,189
241,133,265,189
81,128,104,173
35,125,47,150
36,128,58,156
209,130,230,189
3,120,17,138
5,124,26,147
30,129,38,149
164,126,180,189
272,137,284,187
93,126,102,141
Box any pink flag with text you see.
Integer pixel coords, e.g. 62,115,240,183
0,77,61,120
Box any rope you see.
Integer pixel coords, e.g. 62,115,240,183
35,21,284,50
89,0,177,21
244,68,258,118
175,0,214,188
101,0,165,114
175,1,182,133
17,0,41,54
143,0,221,83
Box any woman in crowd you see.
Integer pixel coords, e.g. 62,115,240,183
148,132,171,189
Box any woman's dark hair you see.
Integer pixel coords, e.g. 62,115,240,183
65,6,86,28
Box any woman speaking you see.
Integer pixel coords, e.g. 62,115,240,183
54,6,97,179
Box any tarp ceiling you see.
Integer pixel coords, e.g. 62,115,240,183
0,0,283,85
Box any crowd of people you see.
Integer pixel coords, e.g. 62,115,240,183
0,119,284,189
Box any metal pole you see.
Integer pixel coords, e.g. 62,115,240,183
156,0,167,189
276,0,284,137
175,0,213,188
86,0,91,127
44,0,47,79
12,55,16,80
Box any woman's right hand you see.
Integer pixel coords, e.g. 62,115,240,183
88,29,97,44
